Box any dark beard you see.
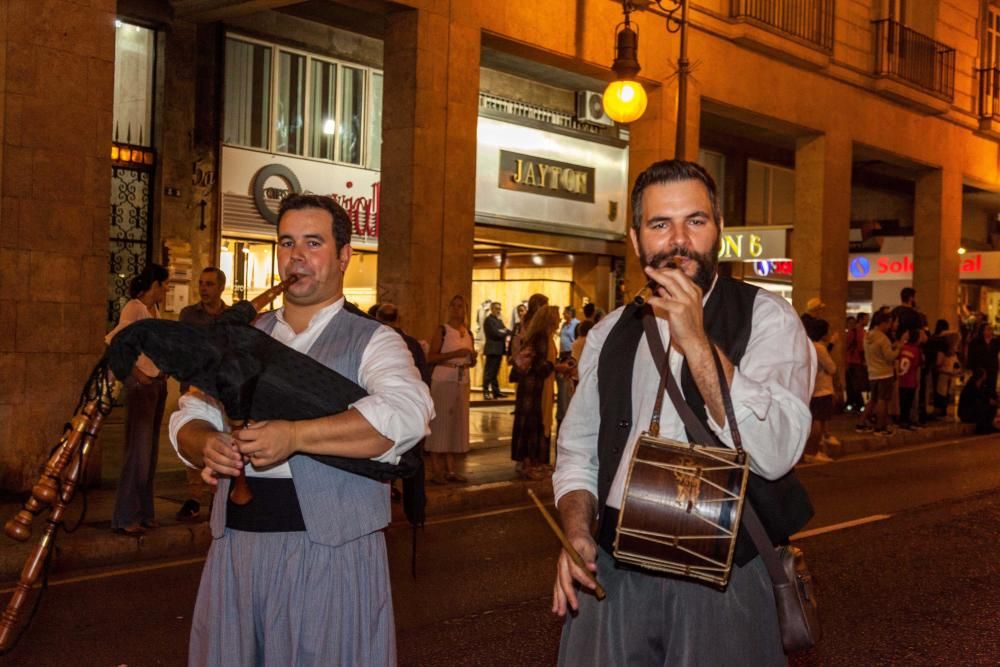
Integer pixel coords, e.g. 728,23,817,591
640,243,719,293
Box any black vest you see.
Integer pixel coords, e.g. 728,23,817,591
596,277,814,566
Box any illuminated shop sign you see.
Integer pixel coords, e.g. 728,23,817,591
847,253,991,281
753,260,793,277
717,228,787,262
498,150,595,203
248,163,379,238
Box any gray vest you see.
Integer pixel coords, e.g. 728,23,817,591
210,306,387,547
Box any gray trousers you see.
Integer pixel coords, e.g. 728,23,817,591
189,529,395,666
111,375,166,529
559,549,786,667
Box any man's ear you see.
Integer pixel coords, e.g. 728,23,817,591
628,227,641,259
339,244,353,271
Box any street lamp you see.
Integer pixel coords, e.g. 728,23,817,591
602,5,648,123
603,1,690,157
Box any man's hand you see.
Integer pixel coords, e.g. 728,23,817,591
642,264,733,425
643,264,710,358
552,531,599,616
200,431,241,485
233,420,298,468
131,366,154,386
551,490,600,616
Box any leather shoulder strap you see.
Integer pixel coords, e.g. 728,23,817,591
640,309,743,455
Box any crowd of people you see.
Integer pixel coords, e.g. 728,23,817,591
800,287,999,463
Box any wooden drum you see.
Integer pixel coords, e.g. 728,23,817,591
613,433,749,588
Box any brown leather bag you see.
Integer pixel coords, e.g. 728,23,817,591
743,506,822,653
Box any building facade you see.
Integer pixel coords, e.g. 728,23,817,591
2,0,1000,490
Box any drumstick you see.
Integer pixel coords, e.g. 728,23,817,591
527,489,606,600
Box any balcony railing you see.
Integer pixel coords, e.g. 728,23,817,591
872,19,955,100
478,92,617,138
730,0,835,51
978,67,1000,119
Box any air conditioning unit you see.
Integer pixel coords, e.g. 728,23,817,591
576,90,615,127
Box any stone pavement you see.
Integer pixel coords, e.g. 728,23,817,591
0,403,974,583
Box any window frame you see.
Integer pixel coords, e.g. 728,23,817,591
223,32,380,169
746,159,795,226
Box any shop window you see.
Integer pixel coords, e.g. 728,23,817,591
310,59,338,160
220,238,279,306
338,66,365,165
113,21,155,146
224,38,272,149
368,72,383,170
746,160,795,226
276,51,306,155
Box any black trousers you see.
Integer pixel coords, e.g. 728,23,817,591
483,354,502,395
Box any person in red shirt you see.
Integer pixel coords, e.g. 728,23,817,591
896,327,926,430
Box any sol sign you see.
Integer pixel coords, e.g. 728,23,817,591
847,253,987,281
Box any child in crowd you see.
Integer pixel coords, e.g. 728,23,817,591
895,327,925,430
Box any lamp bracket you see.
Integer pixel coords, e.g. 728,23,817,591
643,0,686,34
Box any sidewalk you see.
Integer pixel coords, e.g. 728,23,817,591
0,405,974,583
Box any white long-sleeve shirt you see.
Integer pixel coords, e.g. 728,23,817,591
553,288,816,510
168,297,434,478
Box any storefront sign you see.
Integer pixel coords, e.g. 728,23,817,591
498,150,595,203
847,252,993,281
222,147,380,244
753,260,793,277
717,228,787,262
475,117,628,239
252,164,302,224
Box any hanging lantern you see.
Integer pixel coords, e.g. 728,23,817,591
603,9,648,124
603,80,648,124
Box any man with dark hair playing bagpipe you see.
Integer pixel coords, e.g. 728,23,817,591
166,194,433,665
551,160,817,664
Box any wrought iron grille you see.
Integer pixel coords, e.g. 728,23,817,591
730,0,835,51
872,19,955,100
978,67,1000,119
107,165,153,330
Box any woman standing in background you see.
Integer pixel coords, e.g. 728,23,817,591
425,295,477,484
106,263,169,536
510,305,573,479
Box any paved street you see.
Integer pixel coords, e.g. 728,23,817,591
1,434,998,665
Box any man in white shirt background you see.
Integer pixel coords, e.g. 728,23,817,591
551,160,816,665
169,194,433,665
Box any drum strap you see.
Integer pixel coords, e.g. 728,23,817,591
640,309,743,456
639,309,796,592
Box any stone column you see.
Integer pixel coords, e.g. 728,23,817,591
913,167,962,327
792,131,852,328
157,21,217,311
571,254,611,312
0,1,116,491
378,8,480,341
623,79,702,297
